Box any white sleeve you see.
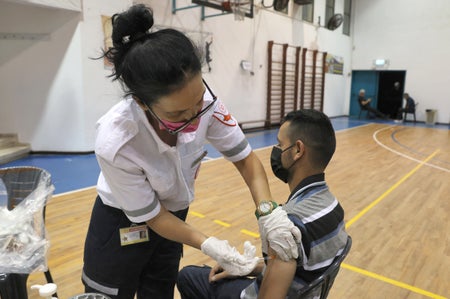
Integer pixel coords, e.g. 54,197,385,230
206,99,252,162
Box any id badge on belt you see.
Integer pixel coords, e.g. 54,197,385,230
119,224,149,246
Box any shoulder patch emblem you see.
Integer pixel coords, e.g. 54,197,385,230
213,102,236,126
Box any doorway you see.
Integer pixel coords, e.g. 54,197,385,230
350,70,406,118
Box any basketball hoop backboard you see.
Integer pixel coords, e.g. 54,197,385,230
192,0,254,19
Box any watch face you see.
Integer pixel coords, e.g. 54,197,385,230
260,202,271,213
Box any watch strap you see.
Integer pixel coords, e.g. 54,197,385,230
255,201,278,219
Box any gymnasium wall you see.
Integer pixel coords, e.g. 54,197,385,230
0,0,448,151
0,0,131,151
352,0,450,124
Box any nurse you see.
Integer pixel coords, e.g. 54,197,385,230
82,4,300,299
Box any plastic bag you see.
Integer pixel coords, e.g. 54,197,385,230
0,167,54,274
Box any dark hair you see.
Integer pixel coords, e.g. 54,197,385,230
283,109,336,169
102,4,202,105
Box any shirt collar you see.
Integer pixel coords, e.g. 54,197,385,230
286,173,325,203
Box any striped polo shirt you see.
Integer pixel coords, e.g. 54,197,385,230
284,173,348,283
241,173,348,299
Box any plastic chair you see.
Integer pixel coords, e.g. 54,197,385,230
403,102,418,122
358,107,369,119
291,235,352,299
0,166,56,299
358,103,373,119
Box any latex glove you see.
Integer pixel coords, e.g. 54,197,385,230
243,240,256,260
208,241,257,282
201,237,259,276
258,206,301,261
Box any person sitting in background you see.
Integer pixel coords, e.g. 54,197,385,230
177,109,349,299
396,93,416,121
358,89,388,119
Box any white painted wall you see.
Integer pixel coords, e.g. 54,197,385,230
0,1,85,150
352,0,450,123
4,0,81,11
0,0,448,151
142,0,353,126
0,0,131,151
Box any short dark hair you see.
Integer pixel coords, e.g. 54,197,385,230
101,4,202,105
283,109,336,169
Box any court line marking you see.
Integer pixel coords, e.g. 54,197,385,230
191,128,446,297
346,148,440,228
343,148,444,297
47,123,447,296
240,229,260,238
341,263,448,299
189,211,205,218
189,209,448,298
391,127,450,166
213,219,231,227
373,126,449,173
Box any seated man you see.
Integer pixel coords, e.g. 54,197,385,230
177,109,349,299
358,89,388,119
396,93,415,120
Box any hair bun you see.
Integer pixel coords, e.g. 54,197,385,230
111,4,154,46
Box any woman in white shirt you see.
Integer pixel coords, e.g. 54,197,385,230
82,4,300,299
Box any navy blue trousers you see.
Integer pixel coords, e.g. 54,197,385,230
177,265,254,299
82,196,188,299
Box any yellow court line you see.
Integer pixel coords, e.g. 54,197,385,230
190,211,258,237
341,263,448,299
189,211,206,218
213,219,231,227
240,229,260,238
346,149,440,228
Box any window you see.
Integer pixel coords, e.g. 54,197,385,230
325,0,335,28
302,2,314,23
343,0,352,35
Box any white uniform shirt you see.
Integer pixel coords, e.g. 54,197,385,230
95,94,251,223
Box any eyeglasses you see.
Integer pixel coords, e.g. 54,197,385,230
145,79,217,135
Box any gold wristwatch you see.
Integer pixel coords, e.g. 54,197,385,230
255,201,278,219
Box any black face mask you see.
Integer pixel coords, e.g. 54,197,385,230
270,145,294,183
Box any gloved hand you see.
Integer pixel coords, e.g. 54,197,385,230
201,237,258,276
258,206,301,261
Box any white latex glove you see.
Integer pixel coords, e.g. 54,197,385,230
201,237,259,276
258,206,302,261
243,240,256,260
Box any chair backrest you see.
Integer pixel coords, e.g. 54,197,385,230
293,235,352,299
0,166,54,274
0,166,52,210
406,98,417,112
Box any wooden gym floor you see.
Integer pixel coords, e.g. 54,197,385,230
24,123,449,299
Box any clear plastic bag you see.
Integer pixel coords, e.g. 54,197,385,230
0,167,54,274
